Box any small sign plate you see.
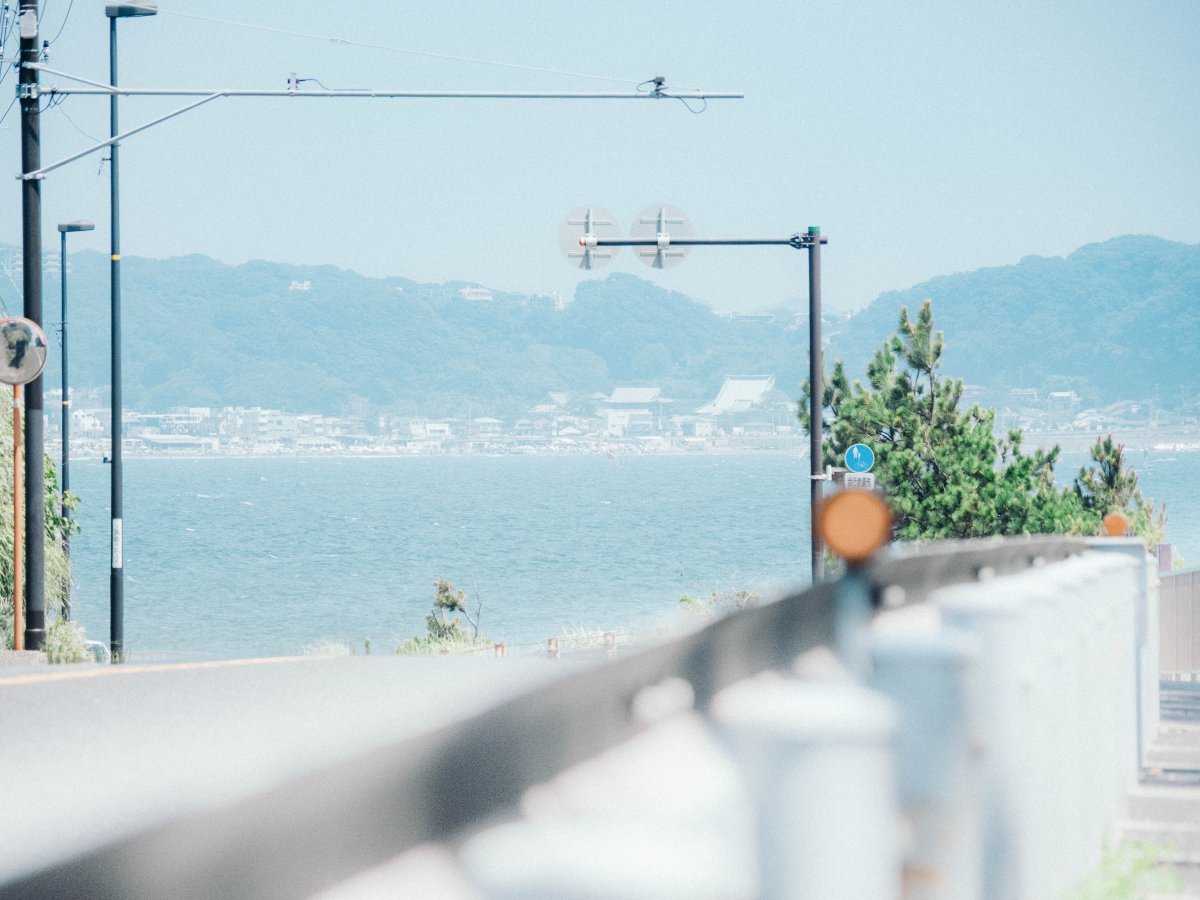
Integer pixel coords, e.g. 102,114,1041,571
844,472,876,491
845,443,875,473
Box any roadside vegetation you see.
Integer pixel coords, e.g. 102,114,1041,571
43,618,90,664
679,589,762,619
0,422,83,653
1064,841,1182,899
802,300,1164,548
395,580,491,655
303,639,354,657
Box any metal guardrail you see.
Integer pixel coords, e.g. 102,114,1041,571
1,536,1089,900
1161,567,1200,679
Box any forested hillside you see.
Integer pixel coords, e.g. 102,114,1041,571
828,235,1200,406
8,254,805,415
1,233,1195,415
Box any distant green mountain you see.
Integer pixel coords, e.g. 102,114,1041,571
10,254,806,416
2,233,1194,415
829,235,1200,407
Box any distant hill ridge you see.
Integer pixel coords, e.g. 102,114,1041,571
3,251,805,416
830,235,1200,406
0,234,1195,414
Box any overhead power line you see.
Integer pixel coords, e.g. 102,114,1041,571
46,0,76,46
145,6,657,87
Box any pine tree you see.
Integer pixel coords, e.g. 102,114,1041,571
801,300,1099,541
1074,435,1165,546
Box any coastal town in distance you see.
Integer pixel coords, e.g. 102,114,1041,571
47,377,1200,459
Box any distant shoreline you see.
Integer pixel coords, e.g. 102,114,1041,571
1019,427,1200,454
62,440,810,463
57,426,1200,462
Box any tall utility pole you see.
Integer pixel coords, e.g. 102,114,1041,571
18,0,47,650
109,9,125,660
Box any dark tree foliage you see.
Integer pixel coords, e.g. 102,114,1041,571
802,300,1162,545
1074,435,1165,546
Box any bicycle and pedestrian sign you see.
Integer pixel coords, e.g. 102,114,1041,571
845,443,875,473
843,443,876,490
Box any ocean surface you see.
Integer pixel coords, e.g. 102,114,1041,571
65,450,1200,659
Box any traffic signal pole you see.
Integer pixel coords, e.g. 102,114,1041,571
586,227,829,582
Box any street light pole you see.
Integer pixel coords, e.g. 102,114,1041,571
106,1,156,662
58,221,95,621
807,227,824,582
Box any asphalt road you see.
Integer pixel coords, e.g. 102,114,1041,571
0,653,567,884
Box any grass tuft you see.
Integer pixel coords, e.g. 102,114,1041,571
303,640,353,657
44,618,89,664
1064,841,1183,899
394,633,492,656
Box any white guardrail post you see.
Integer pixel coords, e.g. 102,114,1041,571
934,551,1140,899
870,629,983,900
1086,538,1160,763
710,677,902,900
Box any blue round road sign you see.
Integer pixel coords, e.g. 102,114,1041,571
845,443,875,473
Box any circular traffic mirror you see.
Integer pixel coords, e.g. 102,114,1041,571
0,317,49,386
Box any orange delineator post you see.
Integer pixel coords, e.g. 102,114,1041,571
12,385,22,651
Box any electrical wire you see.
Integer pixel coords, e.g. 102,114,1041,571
37,87,65,113
294,76,357,92
637,75,709,112
45,0,75,46
0,5,15,88
53,95,98,142
0,93,16,128
149,6,658,87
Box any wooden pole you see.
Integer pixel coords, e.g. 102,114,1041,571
13,385,23,651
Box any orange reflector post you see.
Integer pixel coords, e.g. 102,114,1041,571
1103,511,1129,537
818,490,893,565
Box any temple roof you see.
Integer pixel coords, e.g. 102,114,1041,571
696,376,775,416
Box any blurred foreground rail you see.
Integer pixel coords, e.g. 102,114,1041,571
3,538,1198,899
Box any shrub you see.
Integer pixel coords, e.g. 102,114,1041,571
396,579,490,655
44,618,89,664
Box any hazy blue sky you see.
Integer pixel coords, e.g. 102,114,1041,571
1,1,1197,312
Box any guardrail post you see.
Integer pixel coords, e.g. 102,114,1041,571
934,552,1142,899
870,629,982,900
1086,538,1158,769
936,579,1033,899
835,568,874,680
711,678,901,899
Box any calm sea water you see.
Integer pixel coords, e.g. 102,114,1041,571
65,450,1200,658
66,454,813,657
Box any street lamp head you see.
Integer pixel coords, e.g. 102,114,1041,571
105,2,157,18
58,221,96,233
